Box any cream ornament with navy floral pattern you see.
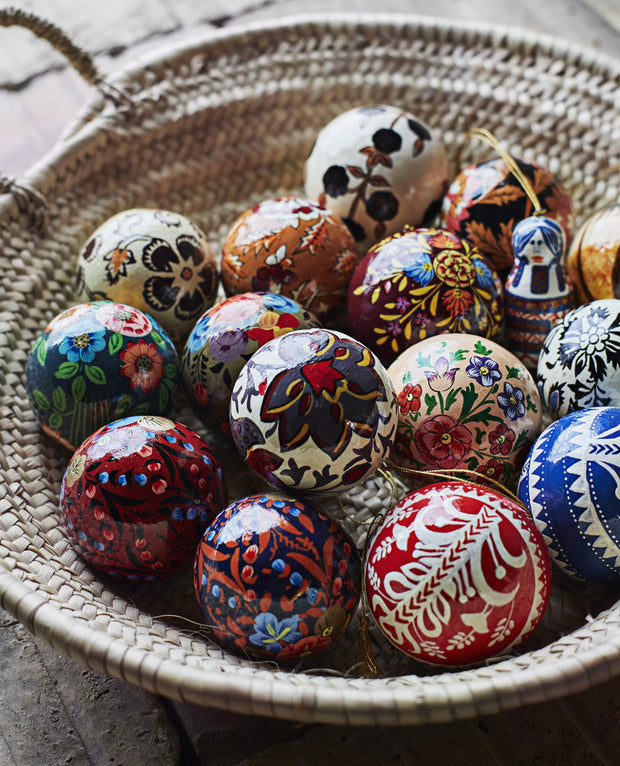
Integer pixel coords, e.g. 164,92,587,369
76,208,218,342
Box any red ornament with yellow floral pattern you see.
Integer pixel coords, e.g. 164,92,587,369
346,228,503,366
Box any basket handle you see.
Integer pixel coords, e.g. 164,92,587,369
0,7,131,230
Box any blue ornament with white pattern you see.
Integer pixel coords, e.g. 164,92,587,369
518,406,620,583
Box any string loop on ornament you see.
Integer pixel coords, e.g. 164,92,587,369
358,510,387,679
454,127,546,217
385,460,527,511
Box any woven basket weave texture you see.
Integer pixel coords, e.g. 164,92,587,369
1,14,620,726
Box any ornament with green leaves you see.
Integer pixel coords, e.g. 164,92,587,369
26,302,181,451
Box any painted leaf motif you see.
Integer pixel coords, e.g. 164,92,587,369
476,184,524,207
295,217,330,256
85,365,106,385
465,220,503,261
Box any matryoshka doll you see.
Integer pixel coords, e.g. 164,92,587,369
504,215,574,370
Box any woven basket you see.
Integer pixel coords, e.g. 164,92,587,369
1,9,620,726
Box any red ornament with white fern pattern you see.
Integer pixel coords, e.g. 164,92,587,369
364,480,551,666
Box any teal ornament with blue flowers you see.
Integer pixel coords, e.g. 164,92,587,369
26,301,181,450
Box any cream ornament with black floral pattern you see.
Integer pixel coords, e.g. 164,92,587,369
75,208,219,342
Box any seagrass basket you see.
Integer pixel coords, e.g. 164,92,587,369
1,8,620,726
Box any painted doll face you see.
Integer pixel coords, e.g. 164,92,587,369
519,229,555,265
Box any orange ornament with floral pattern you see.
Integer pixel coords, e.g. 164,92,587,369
221,196,359,323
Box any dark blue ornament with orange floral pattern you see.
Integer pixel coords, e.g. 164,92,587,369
26,301,181,450
60,415,228,580
194,492,361,662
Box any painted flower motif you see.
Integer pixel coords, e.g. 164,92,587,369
414,414,472,469
261,293,303,313
58,329,106,363
247,311,300,346
397,383,422,415
473,257,496,290
323,165,349,197
434,248,475,288
395,296,411,313
260,331,387,460
489,423,516,455
276,634,332,660
142,235,217,322
210,294,262,326
386,320,403,337
248,612,303,652
96,303,152,336
479,458,505,481
64,453,86,488
414,312,430,328
251,264,297,293
442,288,474,318
209,328,249,362
557,305,620,380
466,355,502,387
424,356,457,392
119,340,164,392
497,382,526,421
403,252,435,286
46,304,95,335
185,316,212,354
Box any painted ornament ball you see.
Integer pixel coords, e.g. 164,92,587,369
518,407,620,583
441,157,575,274
194,492,361,662
229,328,398,493
220,196,359,323
346,227,503,366
536,299,620,418
60,416,228,580
387,333,542,488
76,208,219,342
304,104,450,253
365,481,551,665
565,203,620,305
26,301,181,450
182,292,321,435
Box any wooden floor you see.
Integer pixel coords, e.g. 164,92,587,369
2,1,620,764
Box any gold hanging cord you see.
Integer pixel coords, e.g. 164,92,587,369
455,127,546,216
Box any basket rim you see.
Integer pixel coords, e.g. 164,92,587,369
4,11,620,211
2,12,620,726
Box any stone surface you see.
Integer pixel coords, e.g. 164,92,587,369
0,608,180,765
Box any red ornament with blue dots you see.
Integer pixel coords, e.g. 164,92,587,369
60,415,228,580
